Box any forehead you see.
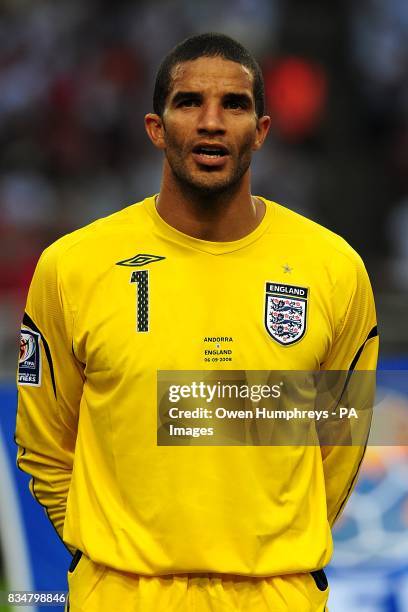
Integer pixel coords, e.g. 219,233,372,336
169,56,254,97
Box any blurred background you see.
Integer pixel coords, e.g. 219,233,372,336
0,0,407,610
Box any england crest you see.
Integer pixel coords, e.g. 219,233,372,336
264,282,308,346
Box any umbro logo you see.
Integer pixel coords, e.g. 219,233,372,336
116,253,166,267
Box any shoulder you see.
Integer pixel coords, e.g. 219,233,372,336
263,198,366,275
37,198,152,272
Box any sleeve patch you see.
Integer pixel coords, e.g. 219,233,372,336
18,329,42,386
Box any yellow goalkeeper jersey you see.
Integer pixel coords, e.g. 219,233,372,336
15,195,378,577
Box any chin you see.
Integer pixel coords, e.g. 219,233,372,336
169,159,243,196
192,180,231,194
184,172,239,196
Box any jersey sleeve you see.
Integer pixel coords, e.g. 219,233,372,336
15,243,83,546
319,250,379,527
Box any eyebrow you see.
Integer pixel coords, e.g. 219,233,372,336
223,92,253,108
170,91,253,107
171,91,202,105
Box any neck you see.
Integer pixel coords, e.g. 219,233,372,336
155,163,265,241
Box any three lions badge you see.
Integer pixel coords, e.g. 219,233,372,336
265,282,308,346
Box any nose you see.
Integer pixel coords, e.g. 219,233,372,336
197,101,225,134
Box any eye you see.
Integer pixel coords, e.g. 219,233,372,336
224,96,251,111
177,98,200,108
224,100,245,110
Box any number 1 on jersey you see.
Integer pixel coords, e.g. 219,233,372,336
131,270,149,332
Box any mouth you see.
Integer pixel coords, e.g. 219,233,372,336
191,143,229,168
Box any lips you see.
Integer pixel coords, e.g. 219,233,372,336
191,143,229,168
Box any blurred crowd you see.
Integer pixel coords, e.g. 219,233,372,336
1,0,408,373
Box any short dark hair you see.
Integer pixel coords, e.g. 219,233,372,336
153,32,265,118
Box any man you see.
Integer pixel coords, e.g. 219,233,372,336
15,33,378,611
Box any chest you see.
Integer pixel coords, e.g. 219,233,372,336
72,249,335,377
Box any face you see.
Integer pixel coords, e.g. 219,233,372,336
145,56,270,196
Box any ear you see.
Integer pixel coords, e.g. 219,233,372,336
252,115,271,151
145,113,166,150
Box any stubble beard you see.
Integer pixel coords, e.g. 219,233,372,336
164,136,254,199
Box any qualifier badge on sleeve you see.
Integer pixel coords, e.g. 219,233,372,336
18,329,42,386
